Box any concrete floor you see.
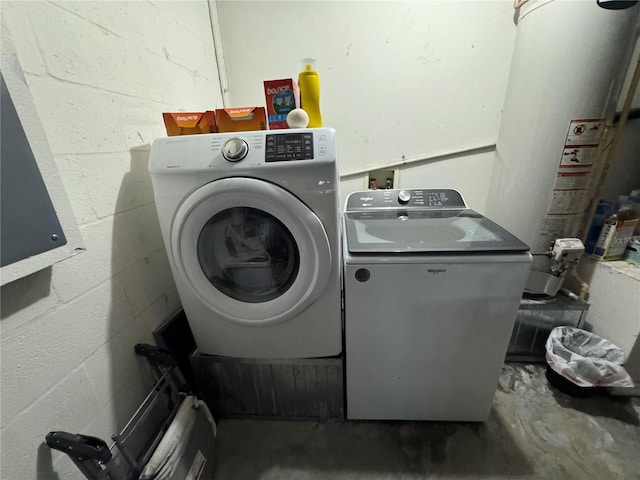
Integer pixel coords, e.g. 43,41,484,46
213,364,640,479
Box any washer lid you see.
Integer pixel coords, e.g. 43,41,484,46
171,177,332,326
344,209,530,253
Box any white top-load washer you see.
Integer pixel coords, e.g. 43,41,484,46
343,189,531,421
149,128,341,359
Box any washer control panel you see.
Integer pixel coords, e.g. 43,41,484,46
346,189,467,210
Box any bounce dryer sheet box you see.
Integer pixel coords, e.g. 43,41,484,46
215,107,267,132
264,79,299,129
162,111,217,136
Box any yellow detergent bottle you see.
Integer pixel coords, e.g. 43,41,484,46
298,58,323,128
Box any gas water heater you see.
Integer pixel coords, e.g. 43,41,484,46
486,0,640,296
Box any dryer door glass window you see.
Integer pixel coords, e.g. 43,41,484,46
197,207,300,303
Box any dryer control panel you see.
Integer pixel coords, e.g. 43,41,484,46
265,132,314,162
149,128,336,172
209,128,333,165
346,189,467,210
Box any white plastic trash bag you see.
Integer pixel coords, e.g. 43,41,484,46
545,326,634,388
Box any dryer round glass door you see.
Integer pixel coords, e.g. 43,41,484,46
197,206,299,303
171,177,332,326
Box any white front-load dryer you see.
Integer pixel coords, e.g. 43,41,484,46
149,128,341,358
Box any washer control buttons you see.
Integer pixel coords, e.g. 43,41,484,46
222,138,249,162
398,190,411,204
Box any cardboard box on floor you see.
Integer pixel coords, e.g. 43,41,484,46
216,107,267,133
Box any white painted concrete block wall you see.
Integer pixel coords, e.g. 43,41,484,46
0,2,223,479
215,2,640,366
216,1,517,212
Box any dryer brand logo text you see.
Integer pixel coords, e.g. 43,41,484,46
266,85,291,95
427,268,446,274
360,196,373,202
176,115,199,121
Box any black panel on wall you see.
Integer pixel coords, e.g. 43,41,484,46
1,73,67,267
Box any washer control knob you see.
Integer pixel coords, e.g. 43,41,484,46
222,138,249,162
398,190,411,204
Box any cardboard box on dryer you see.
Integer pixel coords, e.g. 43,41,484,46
162,111,217,136
264,79,299,129
215,107,267,133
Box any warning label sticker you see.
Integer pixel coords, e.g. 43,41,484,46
564,119,605,146
549,189,590,215
538,118,605,242
554,171,591,191
560,146,598,168
540,214,581,238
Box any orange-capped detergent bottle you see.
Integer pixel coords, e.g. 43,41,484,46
298,58,322,128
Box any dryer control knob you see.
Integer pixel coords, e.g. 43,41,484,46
222,138,249,162
398,190,411,204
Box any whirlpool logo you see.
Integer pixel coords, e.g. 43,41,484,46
427,268,446,274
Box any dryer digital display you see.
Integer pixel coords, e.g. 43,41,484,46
265,133,314,162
